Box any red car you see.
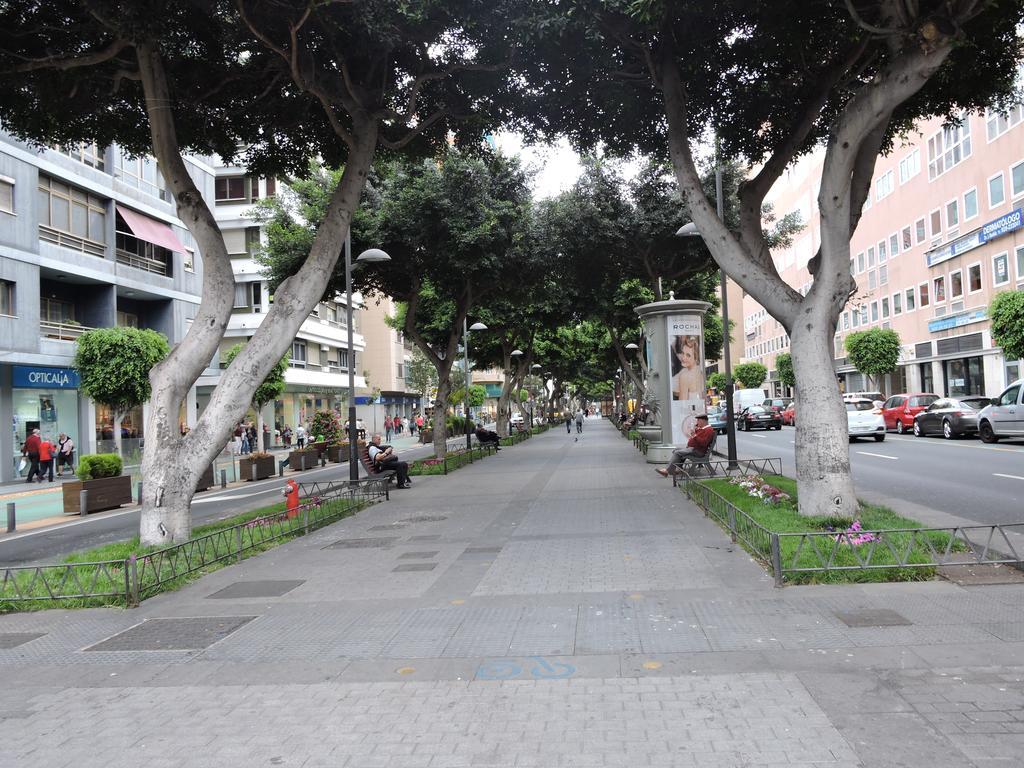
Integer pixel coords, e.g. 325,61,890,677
881,393,939,434
781,402,796,426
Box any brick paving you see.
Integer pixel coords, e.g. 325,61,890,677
1,417,1024,766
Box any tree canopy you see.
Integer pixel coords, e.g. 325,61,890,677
73,328,170,416
989,290,1024,363
733,362,768,390
845,329,902,381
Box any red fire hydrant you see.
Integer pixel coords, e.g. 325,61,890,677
283,478,300,519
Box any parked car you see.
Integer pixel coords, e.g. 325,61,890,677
706,405,728,435
843,391,885,406
739,405,782,431
762,397,793,416
977,379,1024,443
881,393,939,434
781,402,796,426
846,398,885,441
912,397,991,439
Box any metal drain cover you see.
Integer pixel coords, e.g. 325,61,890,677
85,616,257,651
408,535,441,541
464,546,502,554
323,537,398,550
398,551,439,559
206,580,305,599
0,632,45,649
369,524,407,531
835,609,911,627
392,563,438,572
399,515,448,523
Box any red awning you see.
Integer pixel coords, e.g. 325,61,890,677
115,205,186,254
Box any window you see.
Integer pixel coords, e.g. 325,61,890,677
857,251,865,272
233,283,248,308
987,103,1024,142
878,240,887,263
850,258,856,276
968,263,982,293
852,308,860,327
868,270,877,290
115,213,171,276
251,282,262,311
0,177,12,214
964,188,978,220
116,311,138,328
879,264,888,285
950,270,963,299
57,142,105,170
41,296,74,323
215,176,246,202
893,292,902,315
881,297,890,319
930,209,942,237
927,117,972,179
915,218,927,244
115,154,167,201
37,175,106,254
933,276,946,304
183,249,195,272
1012,161,1024,199
946,199,959,229
843,312,850,330
0,280,14,316
898,149,920,184
875,169,895,201
290,341,307,367
905,287,916,312
870,302,879,322
1017,246,1024,281
860,306,868,325
989,173,1006,207
902,226,912,250
920,363,934,393
919,282,930,307
867,246,875,268
265,178,276,197
889,233,899,258
993,252,1010,286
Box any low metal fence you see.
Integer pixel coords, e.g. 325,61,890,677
677,459,1024,587
500,429,531,446
410,444,498,476
0,479,387,608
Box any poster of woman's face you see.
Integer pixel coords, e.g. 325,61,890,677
668,315,705,445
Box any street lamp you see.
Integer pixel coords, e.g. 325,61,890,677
344,234,391,481
463,319,487,449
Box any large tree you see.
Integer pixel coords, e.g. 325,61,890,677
0,0,529,543
519,0,1023,516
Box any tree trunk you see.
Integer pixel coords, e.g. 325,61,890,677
432,377,452,458
112,411,123,459
256,408,265,452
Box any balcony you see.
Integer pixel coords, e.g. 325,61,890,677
116,248,171,276
39,225,105,258
40,320,96,341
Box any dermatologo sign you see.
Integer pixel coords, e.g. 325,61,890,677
667,314,705,445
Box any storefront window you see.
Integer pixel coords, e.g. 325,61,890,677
12,389,79,467
94,403,144,459
919,363,934,393
943,357,985,398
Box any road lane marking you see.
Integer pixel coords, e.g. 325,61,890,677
856,451,898,460
746,433,767,439
884,436,1024,454
993,473,1024,481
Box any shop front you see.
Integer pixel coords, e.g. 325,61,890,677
9,364,83,480
273,385,347,433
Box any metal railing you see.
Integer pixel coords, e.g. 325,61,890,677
678,459,1024,587
116,248,171,276
411,444,498,476
0,479,387,608
40,320,97,341
38,224,106,257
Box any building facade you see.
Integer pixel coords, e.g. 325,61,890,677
355,296,420,432
743,98,1024,399
0,132,214,481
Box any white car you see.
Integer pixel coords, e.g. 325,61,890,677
846,398,886,442
977,379,1024,443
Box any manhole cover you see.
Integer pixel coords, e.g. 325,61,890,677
369,524,407,531
206,580,305,599
408,535,441,541
85,616,256,651
835,609,911,628
323,537,398,550
398,551,439,559
0,632,44,649
464,546,502,554
399,516,448,523
392,563,438,572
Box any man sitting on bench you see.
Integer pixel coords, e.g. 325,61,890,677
656,413,715,477
474,425,501,450
368,434,411,488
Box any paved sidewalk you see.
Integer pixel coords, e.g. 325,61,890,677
2,418,1024,767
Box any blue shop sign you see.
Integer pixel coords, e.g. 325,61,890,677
927,308,987,333
12,365,80,389
926,208,1023,268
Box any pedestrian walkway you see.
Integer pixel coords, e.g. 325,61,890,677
2,417,1023,767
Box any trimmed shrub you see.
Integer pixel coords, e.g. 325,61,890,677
77,453,123,480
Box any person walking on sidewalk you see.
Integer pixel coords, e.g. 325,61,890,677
565,413,572,433
575,409,585,434
57,433,74,477
22,428,41,483
384,414,393,442
38,435,55,482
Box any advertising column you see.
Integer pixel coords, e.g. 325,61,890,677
667,313,706,446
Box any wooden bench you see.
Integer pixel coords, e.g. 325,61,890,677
358,445,397,486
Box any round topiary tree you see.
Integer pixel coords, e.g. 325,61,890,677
733,362,768,390
844,329,901,392
73,328,169,457
776,353,795,390
707,372,727,391
990,290,1024,364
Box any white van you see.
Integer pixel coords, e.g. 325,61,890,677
733,388,767,414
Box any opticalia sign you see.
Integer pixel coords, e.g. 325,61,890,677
926,208,1023,268
12,365,81,389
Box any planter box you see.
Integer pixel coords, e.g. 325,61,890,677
288,449,319,471
62,475,133,514
327,443,363,463
240,455,276,481
196,464,216,492
420,429,433,444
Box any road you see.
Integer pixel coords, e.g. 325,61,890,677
730,425,1024,525
0,439,442,566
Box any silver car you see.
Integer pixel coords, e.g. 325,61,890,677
977,379,1024,443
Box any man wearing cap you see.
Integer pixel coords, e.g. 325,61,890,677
656,413,715,477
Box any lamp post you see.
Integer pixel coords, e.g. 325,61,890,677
344,234,391,481
676,152,737,468
463,319,487,449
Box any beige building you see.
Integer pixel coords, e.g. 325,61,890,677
743,96,1024,399
356,296,420,428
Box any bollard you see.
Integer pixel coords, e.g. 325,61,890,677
301,455,306,472
250,462,257,482
6,502,14,533
278,461,284,477
220,468,227,489
79,489,89,517
321,454,326,467
137,482,143,505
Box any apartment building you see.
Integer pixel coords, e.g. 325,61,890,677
0,131,215,480
201,161,367,435
356,296,420,429
743,95,1024,399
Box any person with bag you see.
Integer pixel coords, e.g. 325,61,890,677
22,428,41,483
57,433,74,477
367,434,411,488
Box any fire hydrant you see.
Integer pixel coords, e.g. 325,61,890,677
283,478,300,519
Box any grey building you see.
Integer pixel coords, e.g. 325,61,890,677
0,131,216,481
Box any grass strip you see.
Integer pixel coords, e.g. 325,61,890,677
698,475,958,584
408,446,495,476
